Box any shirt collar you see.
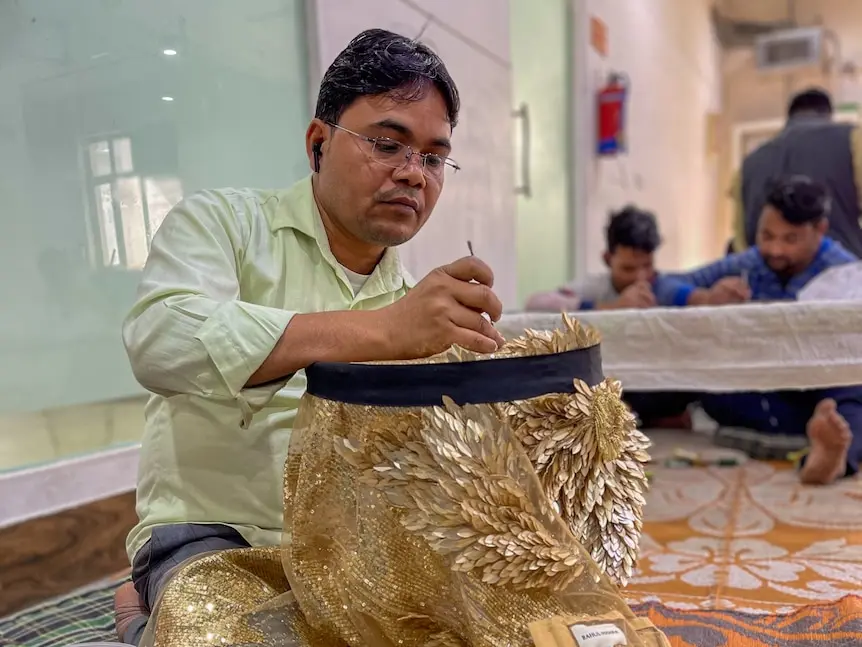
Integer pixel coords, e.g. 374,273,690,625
815,236,833,257
785,114,832,129
269,175,415,292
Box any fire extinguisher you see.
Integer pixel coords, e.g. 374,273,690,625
597,72,630,156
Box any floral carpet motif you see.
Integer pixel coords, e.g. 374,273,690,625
625,458,862,613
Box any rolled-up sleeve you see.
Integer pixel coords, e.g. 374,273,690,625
122,190,295,399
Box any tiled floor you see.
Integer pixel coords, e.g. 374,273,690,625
0,396,147,473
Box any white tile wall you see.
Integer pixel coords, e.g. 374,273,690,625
309,0,518,306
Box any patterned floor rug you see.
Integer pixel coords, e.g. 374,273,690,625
633,595,862,647
0,577,122,646
626,430,862,614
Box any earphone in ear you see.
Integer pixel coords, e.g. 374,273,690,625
312,142,323,173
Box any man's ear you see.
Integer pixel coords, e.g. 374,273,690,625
816,217,829,235
602,251,612,268
305,118,329,173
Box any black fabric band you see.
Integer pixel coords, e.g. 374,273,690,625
305,345,603,407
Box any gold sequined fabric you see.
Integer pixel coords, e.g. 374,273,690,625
143,315,663,647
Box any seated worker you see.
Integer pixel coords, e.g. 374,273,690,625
525,206,737,429
671,175,862,485
526,206,684,312
113,29,506,644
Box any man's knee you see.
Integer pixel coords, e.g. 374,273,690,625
132,524,251,610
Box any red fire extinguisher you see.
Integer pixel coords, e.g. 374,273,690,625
597,72,630,156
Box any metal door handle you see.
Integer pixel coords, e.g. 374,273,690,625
513,103,531,197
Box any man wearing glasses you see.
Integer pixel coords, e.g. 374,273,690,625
114,28,503,644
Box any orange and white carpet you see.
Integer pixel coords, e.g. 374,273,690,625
629,458,862,614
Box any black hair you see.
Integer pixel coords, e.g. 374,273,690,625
787,88,833,118
314,29,460,127
764,175,831,225
606,206,661,253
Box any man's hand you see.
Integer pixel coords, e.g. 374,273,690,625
378,256,506,358
704,276,751,305
610,280,656,309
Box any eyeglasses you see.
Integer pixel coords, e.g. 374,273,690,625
327,122,460,180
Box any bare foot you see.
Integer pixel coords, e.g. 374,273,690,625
800,398,852,485
114,580,147,641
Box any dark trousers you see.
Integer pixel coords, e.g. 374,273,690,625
123,523,250,645
701,386,862,474
626,387,862,474
624,391,697,427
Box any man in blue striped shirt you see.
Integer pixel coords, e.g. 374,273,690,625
670,176,862,485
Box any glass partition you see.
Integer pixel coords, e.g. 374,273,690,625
0,0,310,471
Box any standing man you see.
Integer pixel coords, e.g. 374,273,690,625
114,29,504,644
673,175,862,486
730,88,862,257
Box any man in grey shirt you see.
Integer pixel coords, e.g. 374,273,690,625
526,206,742,312
525,206,746,429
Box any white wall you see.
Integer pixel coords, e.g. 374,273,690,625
718,0,862,116
722,0,862,123
574,0,723,274
309,0,519,307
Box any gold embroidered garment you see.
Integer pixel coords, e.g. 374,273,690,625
141,315,668,647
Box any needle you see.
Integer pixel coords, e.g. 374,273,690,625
467,240,474,256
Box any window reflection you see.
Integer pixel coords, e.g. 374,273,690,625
88,141,112,177
112,137,134,174
145,177,183,242
93,182,119,266
117,177,148,269
86,136,183,269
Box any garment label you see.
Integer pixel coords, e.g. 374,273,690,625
568,622,627,647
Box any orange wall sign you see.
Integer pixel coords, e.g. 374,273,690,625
590,15,608,57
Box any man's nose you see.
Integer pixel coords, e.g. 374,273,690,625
763,241,784,257
392,154,427,188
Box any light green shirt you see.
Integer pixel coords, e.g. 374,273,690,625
123,175,414,561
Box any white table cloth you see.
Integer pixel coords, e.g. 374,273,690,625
500,302,862,392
